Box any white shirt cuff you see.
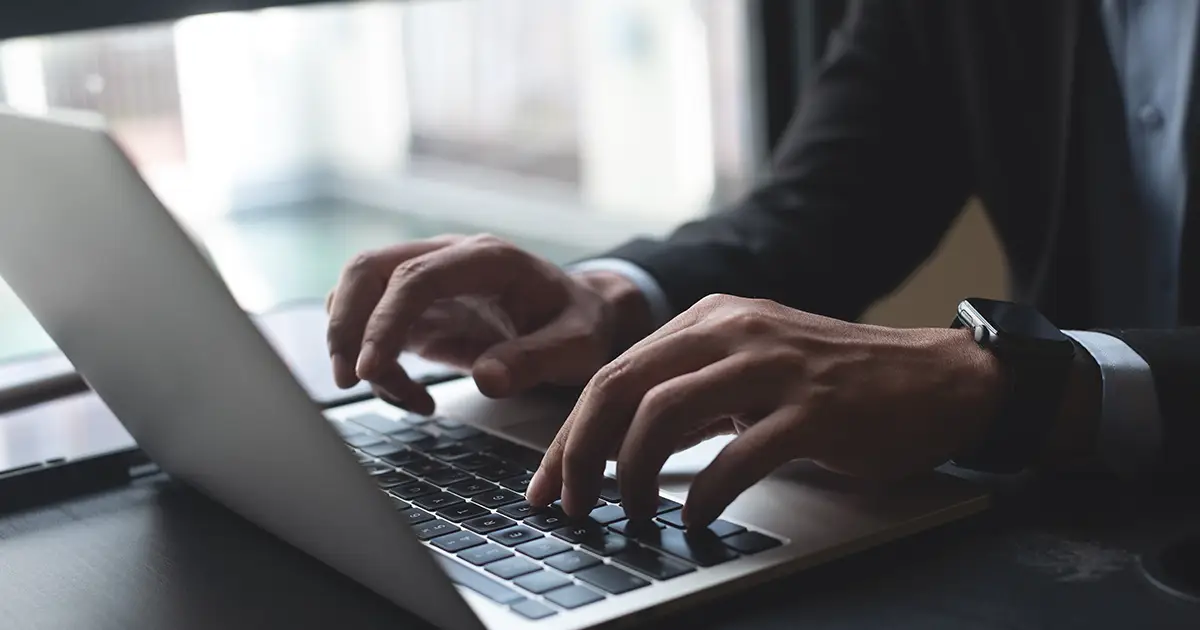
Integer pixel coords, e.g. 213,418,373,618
1064,330,1164,480
566,258,675,329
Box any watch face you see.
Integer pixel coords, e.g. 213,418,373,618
958,298,1072,351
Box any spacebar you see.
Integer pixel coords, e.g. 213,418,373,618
435,555,525,605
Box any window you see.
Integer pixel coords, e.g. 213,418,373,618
0,0,763,369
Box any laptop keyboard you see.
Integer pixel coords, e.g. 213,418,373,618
335,412,784,621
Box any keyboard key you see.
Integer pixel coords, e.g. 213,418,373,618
656,497,683,514
580,533,630,557
705,520,747,539
525,511,570,532
332,420,366,437
543,550,601,573
414,492,464,512
636,528,739,567
485,556,541,580
403,459,451,477
447,478,496,497
510,599,557,620
425,468,472,487
476,462,527,482
431,531,486,553
438,502,490,523
358,442,407,457
515,538,571,560
410,436,462,454
657,511,749,537
552,522,607,545
450,453,498,471
460,434,509,452
402,412,433,425
388,496,410,510
553,499,605,511
575,564,650,594
612,547,695,580
457,543,514,566
543,584,604,609
599,477,622,503
434,555,523,605
462,514,516,535
362,463,393,476
588,504,627,525
498,501,539,520
345,434,386,448
350,412,412,435
413,519,459,540
380,450,425,467
500,473,534,493
374,471,415,488
427,445,475,461
391,428,438,444
513,570,572,594
474,489,524,508
489,444,544,470
722,531,783,554
608,519,665,538
391,480,440,500
356,452,375,464
489,526,543,547
441,425,482,440
397,507,434,525
436,417,465,429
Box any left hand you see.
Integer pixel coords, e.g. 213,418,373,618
525,294,1004,526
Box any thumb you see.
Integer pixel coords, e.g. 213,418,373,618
471,319,595,397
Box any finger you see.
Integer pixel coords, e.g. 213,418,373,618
525,306,722,509
357,238,528,382
683,405,812,528
370,358,436,416
617,354,784,519
326,239,455,388
471,315,595,398
555,330,727,517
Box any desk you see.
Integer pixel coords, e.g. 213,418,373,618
0,469,1196,629
0,308,1197,629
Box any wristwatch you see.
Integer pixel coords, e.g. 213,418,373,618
949,298,1076,474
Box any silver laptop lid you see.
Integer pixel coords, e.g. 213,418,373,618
0,108,481,630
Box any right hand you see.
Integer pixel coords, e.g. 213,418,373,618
325,235,646,414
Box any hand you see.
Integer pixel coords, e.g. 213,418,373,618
325,235,653,414
526,294,1004,526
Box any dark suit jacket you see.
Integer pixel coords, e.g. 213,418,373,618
601,0,1198,480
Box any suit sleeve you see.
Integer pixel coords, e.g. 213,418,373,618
597,0,973,321
1099,328,1200,484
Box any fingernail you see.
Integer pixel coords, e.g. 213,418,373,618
525,469,548,505
474,359,511,397
356,341,379,378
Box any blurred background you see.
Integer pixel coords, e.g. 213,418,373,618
0,0,1006,374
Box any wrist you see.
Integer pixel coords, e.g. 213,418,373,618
572,271,656,357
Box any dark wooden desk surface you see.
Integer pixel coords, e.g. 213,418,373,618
0,455,1197,629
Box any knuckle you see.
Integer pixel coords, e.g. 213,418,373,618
638,382,686,421
589,361,630,396
561,439,590,471
345,251,379,277
693,293,734,312
726,307,771,336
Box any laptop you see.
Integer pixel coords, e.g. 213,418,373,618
0,108,988,629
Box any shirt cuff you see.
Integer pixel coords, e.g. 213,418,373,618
1064,330,1164,480
566,258,675,329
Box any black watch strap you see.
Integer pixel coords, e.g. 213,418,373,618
948,319,1074,474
